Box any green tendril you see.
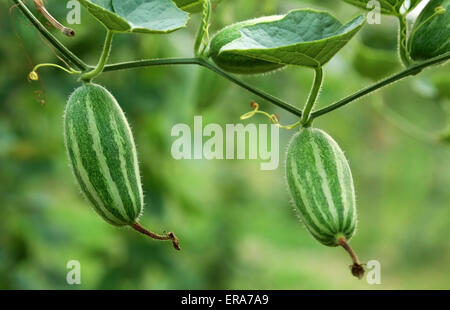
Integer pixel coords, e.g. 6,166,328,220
240,101,300,130
29,63,81,81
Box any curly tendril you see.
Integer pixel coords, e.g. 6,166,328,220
29,63,81,81
240,101,300,130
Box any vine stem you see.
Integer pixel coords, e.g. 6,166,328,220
12,0,300,115
337,236,365,279
81,30,113,82
310,52,450,120
13,0,450,119
300,67,323,126
131,222,180,251
103,57,303,117
12,0,88,71
397,14,412,67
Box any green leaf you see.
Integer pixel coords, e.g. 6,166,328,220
217,9,365,68
78,0,130,31
342,0,419,15
78,0,189,33
409,0,450,60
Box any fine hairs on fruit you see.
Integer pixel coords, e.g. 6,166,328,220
64,83,180,250
285,127,365,278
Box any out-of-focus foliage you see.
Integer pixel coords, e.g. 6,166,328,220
352,22,401,80
0,0,449,289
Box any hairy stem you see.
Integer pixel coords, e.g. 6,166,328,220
337,236,365,279
81,30,113,82
12,0,88,71
311,52,450,119
194,0,211,56
397,14,412,67
131,222,180,251
198,59,301,116
103,57,303,116
300,67,323,126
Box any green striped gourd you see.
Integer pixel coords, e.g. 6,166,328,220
209,16,285,74
64,83,143,226
286,127,356,246
286,127,364,278
64,84,180,250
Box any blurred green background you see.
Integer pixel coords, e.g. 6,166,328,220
1,0,449,289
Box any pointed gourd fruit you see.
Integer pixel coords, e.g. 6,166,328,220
286,127,364,278
64,83,179,250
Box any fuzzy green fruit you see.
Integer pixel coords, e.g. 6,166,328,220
286,127,357,246
64,83,143,226
209,16,286,74
64,84,180,250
